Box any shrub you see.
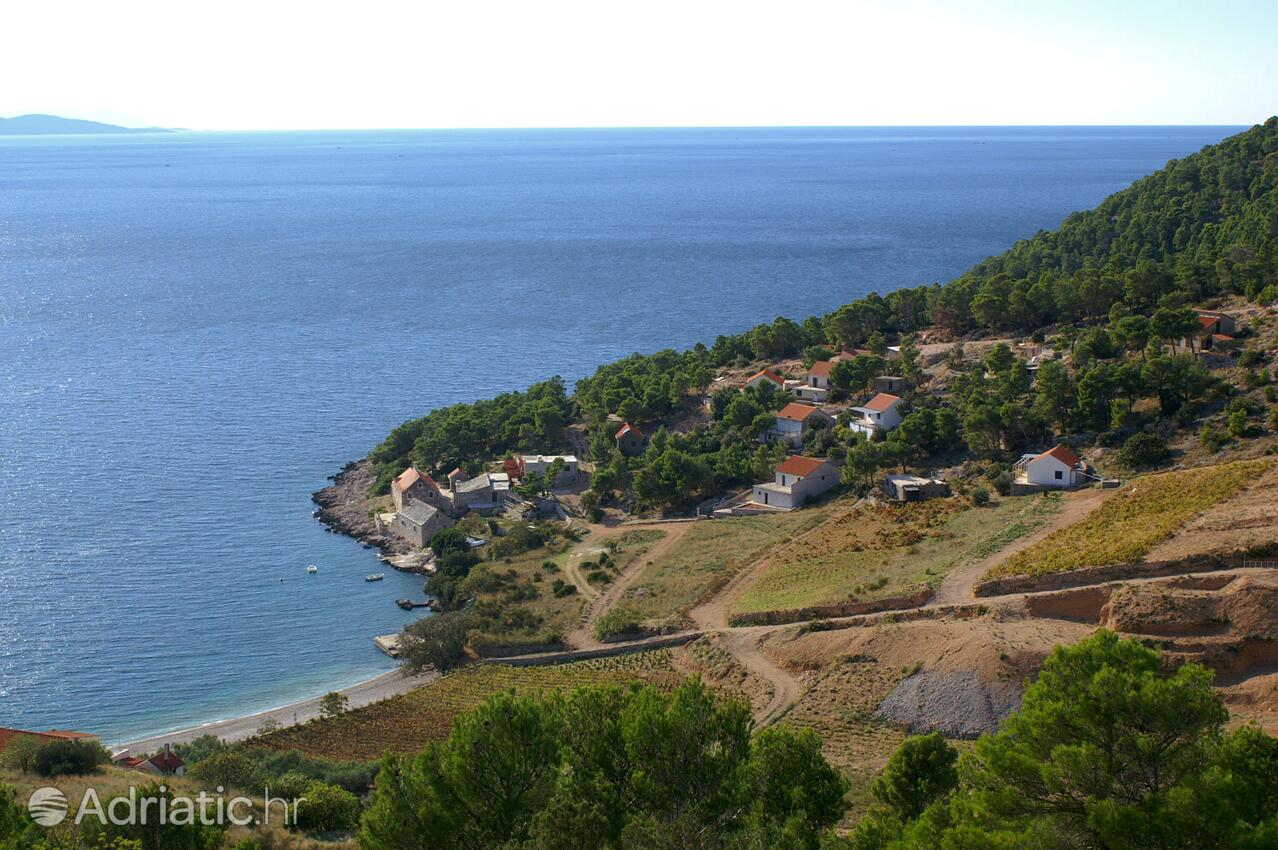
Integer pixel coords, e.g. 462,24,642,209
1118,432,1171,468
399,611,472,673
188,751,264,791
595,607,644,640
31,739,108,777
969,487,990,507
1201,424,1229,452
0,735,45,773
1227,409,1250,438
293,781,361,833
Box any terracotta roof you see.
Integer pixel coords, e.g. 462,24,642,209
863,393,901,412
747,369,784,386
776,456,827,477
147,750,184,773
615,422,644,439
809,360,834,378
394,467,437,492
0,727,96,753
777,402,822,422
1035,444,1080,467
1199,315,1218,329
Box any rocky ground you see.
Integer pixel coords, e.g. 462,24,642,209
312,458,410,555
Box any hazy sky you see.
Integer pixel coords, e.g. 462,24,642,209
4,0,1275,130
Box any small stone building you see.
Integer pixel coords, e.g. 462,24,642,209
391,500,454,548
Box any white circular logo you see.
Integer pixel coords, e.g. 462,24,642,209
28,787,68,827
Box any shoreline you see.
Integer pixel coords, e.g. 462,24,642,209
115,667,437,753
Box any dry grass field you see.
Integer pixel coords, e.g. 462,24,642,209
617,508,834,629
734,495,1059,613
251,651,684,761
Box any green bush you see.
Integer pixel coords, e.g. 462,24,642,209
293,781,361,833
1118,432,1171,468
595,607,644,640
188,751,264,791
31,739,108,777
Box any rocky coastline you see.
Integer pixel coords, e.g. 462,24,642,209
312,458,411,556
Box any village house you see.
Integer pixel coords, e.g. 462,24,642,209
1012,444,1083,494
391,499,455,547
794,360,833,403
115,744,185,776
751,455,839,510
872,375,906,395
883,473,950,502
519,454,580,487
0,727,99,756
847,393,903,437
772,402,834,446
615,422,646,456
1186,309,1238,352
391,466,440,511
744,368,785,392
451,472,505,512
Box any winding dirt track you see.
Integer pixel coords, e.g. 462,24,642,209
565,521,693,650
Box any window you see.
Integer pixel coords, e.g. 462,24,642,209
1054,470,1063,480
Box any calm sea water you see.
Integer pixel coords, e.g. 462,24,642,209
0,126,1237,743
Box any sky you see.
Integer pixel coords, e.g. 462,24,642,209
3,0,1276,130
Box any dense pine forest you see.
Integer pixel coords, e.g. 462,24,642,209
367,118,1278,509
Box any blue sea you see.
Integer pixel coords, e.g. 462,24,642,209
0,126,1239,744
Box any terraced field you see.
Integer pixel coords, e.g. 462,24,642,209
987,459,1272,580
735,496,1058,613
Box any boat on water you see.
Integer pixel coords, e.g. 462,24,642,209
365,573,385,582
307,564,319,574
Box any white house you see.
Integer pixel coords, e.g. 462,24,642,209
772,402,834,446
745,369,785,392
1013,445,1082,491
794,360,833,403
848,393,903,437
519,454,580,486
752,455,839,510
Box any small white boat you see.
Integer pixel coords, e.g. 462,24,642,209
307,564,319,574
365,573,385,582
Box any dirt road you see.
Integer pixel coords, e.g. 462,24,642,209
931,487,1110,605
565,521,693,649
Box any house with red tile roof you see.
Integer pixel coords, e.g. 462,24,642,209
795,361,834,403
848,393,904,436
772,402,834,445
751,455,840,510
1013,444,1083,490
744,369,785,392
391,466,445,512
1185,309,1238,352
0,727,99,755
115,744,185,776
615,422,646,456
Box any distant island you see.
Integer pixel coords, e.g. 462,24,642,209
0,113,172,135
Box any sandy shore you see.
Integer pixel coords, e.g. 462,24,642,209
115,667,436,753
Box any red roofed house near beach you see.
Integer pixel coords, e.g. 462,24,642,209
391,466,445,512
795,360,833,403
0,727,99,755
751,455,840,510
